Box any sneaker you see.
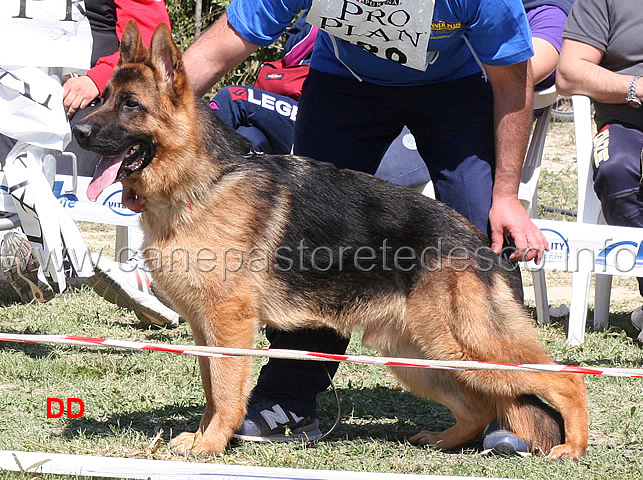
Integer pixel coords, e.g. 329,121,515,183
631,306,643,342
482,422,530,456
233,398,321,442
0,231,55,303
89,252,179,328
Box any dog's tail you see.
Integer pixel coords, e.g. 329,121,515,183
445,268,577,455
482,280,569,455
498,394,564,454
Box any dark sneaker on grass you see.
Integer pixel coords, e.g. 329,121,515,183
1,232,55,303
482,422,530,456
233,398,321,442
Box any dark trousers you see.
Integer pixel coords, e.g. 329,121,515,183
250,69,497,417
211,85,431,189
592,122,643,295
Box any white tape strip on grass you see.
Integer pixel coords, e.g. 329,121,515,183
0,450,531,480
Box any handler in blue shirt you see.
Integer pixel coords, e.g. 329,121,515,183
183,0,548,452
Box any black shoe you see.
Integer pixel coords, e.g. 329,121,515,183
482,422,530,456
233,398,321,442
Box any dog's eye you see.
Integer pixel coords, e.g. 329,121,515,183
122,98,142,112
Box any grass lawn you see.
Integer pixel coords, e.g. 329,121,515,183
0,122,642,479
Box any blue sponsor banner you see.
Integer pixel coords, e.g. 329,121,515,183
527,219,643,276
51,174,140,226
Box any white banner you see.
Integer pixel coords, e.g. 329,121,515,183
308,0,435,71
0,66,70,151
0,173,141,228
0,0,92,69
526,219,643,277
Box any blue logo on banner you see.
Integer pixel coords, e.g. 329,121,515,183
52,180,79,208
52,181,78,202
596,240,643,269
541,228,569,264
102,190,137,217
51,180,137,217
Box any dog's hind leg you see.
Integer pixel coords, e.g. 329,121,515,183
541,376,589,460
374,337,495,451
498,371,589,459
468,278,589,459
169,296,257,455
422,270,588,459
405,372,494,450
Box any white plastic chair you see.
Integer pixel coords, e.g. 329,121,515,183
415,85,559,324
519,85,559,325
566,94,611,345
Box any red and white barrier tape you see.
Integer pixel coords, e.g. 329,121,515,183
1,332,642,378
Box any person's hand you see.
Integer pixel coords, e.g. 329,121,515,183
488,196,548,263
63,75,99,118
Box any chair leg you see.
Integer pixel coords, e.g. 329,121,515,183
115,225,144,262
568,271,592,345
593,273,612,331
532,270,550,325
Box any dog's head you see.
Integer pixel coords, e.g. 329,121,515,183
73,21,193,206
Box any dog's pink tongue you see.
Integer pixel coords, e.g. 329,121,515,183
87,154,126,201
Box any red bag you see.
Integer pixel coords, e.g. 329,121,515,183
254,59,310,100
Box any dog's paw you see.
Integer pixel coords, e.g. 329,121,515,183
169,432,202,455
547,443,586,460
409,430,442,447
169,431,230,455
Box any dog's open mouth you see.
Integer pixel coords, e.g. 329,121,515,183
87,143,152,201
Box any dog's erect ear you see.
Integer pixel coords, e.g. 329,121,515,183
119,20,148,65
149,23,185,92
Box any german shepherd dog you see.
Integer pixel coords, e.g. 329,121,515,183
74,21,588,459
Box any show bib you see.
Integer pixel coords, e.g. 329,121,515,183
0,0,92,69
308,0,435,71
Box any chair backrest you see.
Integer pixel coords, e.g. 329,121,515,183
518,85,558,216
572,95,602,224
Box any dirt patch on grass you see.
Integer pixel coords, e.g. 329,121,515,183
542,121,578,170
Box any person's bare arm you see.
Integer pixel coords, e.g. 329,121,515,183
484,60,548,263
556,39,642,103
182,12,260,97
531,37,560,85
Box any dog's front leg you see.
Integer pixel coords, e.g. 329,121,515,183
171,355,252,454
170,298,256,455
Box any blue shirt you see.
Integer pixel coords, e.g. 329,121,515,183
227,0,534,86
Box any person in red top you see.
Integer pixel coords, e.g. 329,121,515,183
64,0,171,119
